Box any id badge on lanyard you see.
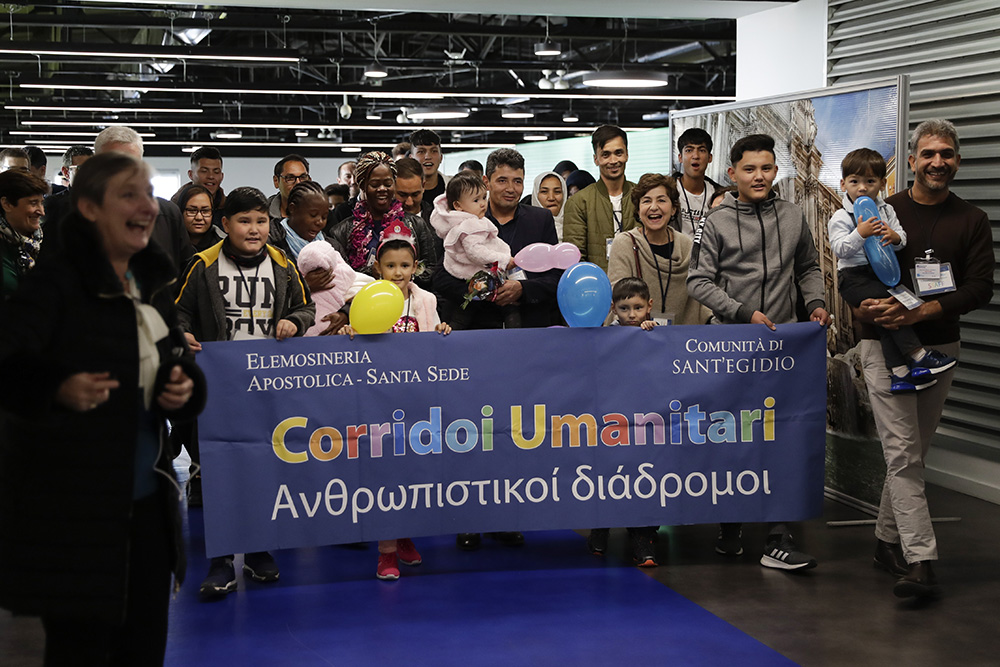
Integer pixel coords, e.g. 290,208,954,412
911,249,956,296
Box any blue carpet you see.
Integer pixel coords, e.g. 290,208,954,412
167,508,794,666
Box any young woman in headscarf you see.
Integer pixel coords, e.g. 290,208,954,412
326,151,440,292
530,170,567,241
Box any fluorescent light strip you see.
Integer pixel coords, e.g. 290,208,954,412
11,130,155,137
18,83,445,100
28,140,515,150
19,120,652,133
18,82,732,103
0,47,299,64
6,105,202,114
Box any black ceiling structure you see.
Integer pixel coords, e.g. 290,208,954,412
1,3,737,157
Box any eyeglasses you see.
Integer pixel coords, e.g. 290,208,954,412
183,207,213,218
281,173,311,184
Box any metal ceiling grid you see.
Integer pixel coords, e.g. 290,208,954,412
0,4,737,156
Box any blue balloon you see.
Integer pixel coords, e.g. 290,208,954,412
854,195,901,287
557,262,613,328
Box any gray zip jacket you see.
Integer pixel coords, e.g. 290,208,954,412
686,191,825,324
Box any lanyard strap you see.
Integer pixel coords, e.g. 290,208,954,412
642,228,674,308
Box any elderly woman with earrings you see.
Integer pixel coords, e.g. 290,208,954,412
0,152,206,666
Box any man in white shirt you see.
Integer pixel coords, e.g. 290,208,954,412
673,127,721,237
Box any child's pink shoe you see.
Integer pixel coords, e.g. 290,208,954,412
396,538,422,566
377,552,400,580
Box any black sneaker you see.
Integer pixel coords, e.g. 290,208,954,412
487,531,525,547
186,474,202,508
629,527,658,567
588,528,610,555
456,533,482,551
760,534,817,571
716,523,743,556
243,551,280,583
199,556,236,600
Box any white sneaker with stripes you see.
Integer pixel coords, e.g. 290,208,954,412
760,534,817,570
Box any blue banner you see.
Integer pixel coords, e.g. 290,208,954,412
198,323,827,557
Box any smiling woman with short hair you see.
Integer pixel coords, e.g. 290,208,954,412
0,169,48,300
0,152,206,666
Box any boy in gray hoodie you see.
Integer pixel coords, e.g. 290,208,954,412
686,133,830,571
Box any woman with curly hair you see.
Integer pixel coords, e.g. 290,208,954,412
326,151,440,292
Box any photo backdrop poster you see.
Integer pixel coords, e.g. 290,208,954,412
670,77,910,506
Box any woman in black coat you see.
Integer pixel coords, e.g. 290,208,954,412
0,152,206,666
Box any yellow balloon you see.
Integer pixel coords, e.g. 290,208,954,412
350,280,405,334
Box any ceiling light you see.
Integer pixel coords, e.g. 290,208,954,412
294,130,309,137
501,108,535,119
523,133,549,142
5,104,202,114
562,112,580,123
535,17,562,58
364,62,388,79
581,71,672,89
18,119,655,133
12,130,155,137
534,41,562,57
17,81,728,103
407,106,470,121
0,42,299,64
211,129,242,139
366,109,381,121
341,146,362,153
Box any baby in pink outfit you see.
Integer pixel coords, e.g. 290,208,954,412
430,171,519,329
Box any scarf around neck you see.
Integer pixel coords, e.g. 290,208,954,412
221,237,268,267
0,211,43,275
348,198,406,271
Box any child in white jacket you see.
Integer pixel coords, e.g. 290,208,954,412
828,148,955,393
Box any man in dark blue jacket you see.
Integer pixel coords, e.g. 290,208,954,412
432,148,561,330
432,148,562,551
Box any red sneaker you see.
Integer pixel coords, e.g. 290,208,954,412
376,552,400,580
396,538,422,566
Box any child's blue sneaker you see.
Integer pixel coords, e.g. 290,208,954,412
891,373,937,394
910,349,957,375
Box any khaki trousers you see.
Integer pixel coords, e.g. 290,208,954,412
859,339,960,563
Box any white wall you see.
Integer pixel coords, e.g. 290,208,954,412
736,0,828,101
143,156,356,200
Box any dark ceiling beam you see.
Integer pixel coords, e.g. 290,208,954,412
10,10,734,43
306,57,731,75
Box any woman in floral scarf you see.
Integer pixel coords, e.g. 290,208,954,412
327,151,440,292
0,169,48,300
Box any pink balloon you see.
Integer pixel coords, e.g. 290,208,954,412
513,243,555,272
551,242,581,270
514,242,582,272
